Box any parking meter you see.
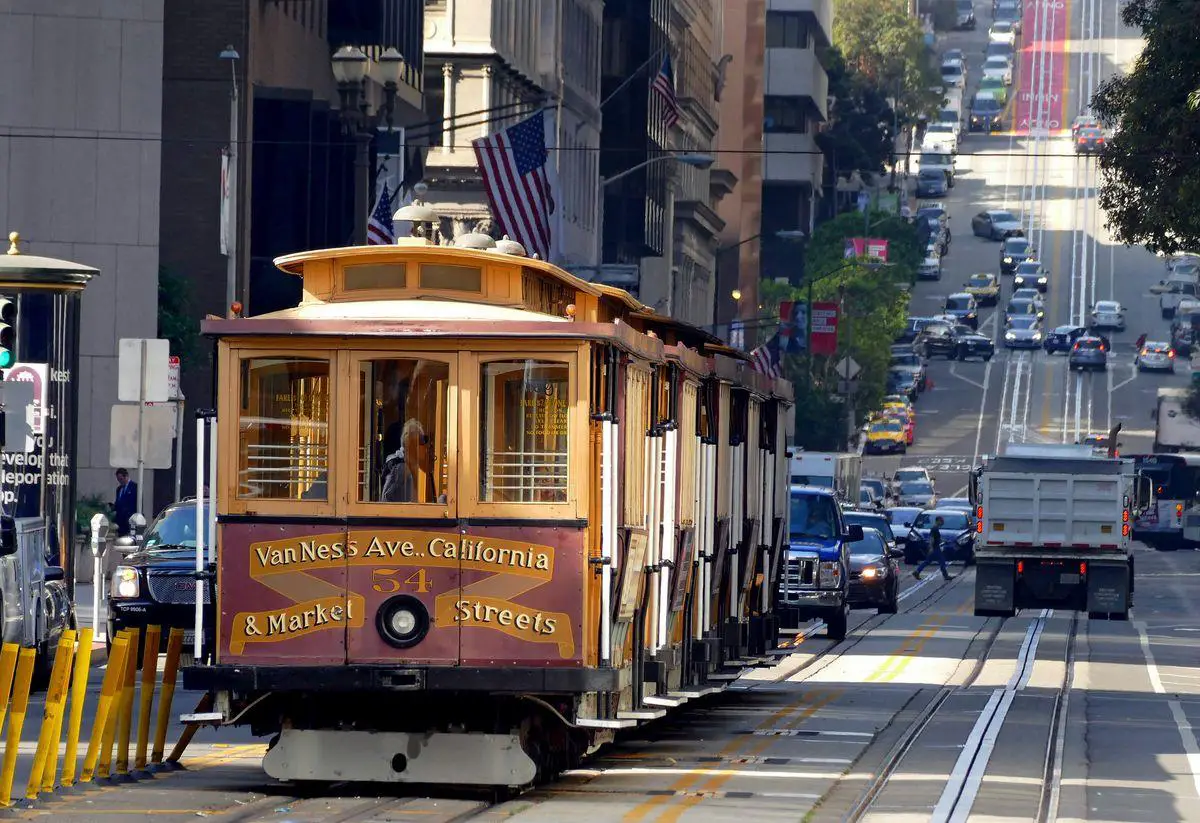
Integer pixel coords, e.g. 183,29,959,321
130,513,147,545
90,513,110,639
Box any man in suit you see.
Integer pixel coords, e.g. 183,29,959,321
113,468,137,536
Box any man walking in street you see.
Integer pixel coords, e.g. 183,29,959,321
112,468,137,537
913,515,953,581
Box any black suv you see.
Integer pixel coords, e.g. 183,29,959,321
916,321,957,358
970,96,1004,132
1000,237,1035,274
897,316,934,344
951,324,996,361
107,498,216,661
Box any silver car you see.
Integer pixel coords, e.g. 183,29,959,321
1136,341,1176,372
1089,300,1126,330
897,481,937,508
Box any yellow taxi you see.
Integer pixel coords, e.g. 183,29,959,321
864,418,908,455
883,409,916,444
882,395,916,423
963,272,1001,306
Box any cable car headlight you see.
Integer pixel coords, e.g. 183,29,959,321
376,595,430,649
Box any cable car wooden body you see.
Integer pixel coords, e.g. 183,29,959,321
183,236,794,786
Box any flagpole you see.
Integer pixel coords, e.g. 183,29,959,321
599,41,670,110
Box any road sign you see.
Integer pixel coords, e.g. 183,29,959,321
835,357,861,381
117,338,170,403
109,404,175,469
168,355,181,400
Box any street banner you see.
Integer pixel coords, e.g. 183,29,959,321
220,151,232,256
844,237,890,262
779,300,808,353
810,302,839,355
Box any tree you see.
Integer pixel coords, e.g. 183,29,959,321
832,0,943,122
1091,0,1200,255
157,265,201,370
780,212,922,448
817,47,898,173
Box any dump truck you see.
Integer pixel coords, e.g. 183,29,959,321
969,433,1153,620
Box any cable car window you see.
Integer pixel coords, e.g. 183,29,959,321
344,264,408,290
480,360,569,503
420,264,482,292
238,357,330,500
357,358,450,504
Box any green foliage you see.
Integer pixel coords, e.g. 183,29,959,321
779,212,921,449
157,264,201,371
75,492,109,536
817,47,898,173
832,0,943,124
1091,0,1200,255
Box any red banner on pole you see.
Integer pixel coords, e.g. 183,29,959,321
843,237,889,262
810,301,839,355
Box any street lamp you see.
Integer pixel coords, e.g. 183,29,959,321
331,45,406,245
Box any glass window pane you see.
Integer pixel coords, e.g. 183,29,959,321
238,357,330,500
356,358,450,504
420,264,482,292
480,360,569,503
345,264,407,290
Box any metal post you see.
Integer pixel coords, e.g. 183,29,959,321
207,416,217,567
173,399,185,502
594,177,605,266
89,514,109,639
193,417,205,660
226,75,239,314
663,177,677,317
135,340,146,518
353,131,372,245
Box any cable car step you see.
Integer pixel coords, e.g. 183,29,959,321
707,668,751,681
617,708,667,720
644,695,686,708
576,717,639,729
672,686,722,698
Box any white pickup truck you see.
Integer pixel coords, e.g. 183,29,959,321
969,439,1152,620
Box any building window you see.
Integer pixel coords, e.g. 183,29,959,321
766,12,810,49
764,96,809,134
237,357,330,500
480,360,570,503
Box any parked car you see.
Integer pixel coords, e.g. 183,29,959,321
916,168,949,197
972,209,1023,240
955,0,976,29
1068,335,1109,371
861,477,890,504
888,367,923,401
898,316,935,344
941,60,966,88
107,498,216,662
845,528,902,614
917,256,943,281
891,348,928,391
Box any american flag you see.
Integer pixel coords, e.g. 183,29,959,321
749,337,783,379
367,182,395,245
472,110,555,260
652,55,681,129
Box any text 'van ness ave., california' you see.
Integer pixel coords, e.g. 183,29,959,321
247,530,556,578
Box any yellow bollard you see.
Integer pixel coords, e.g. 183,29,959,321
0,648,37,807
166,692,214,764
81,633,129,783
151,628,184,765
60,627,94,788
113,627,139,777
27,630,76,799
0,644,19,735
134,625,161,770
40,630,83,794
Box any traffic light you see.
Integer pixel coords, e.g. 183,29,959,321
0,297,15,369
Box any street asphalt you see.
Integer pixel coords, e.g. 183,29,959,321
8,0,1192,820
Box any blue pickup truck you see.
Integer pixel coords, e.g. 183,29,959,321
777,485,862,641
